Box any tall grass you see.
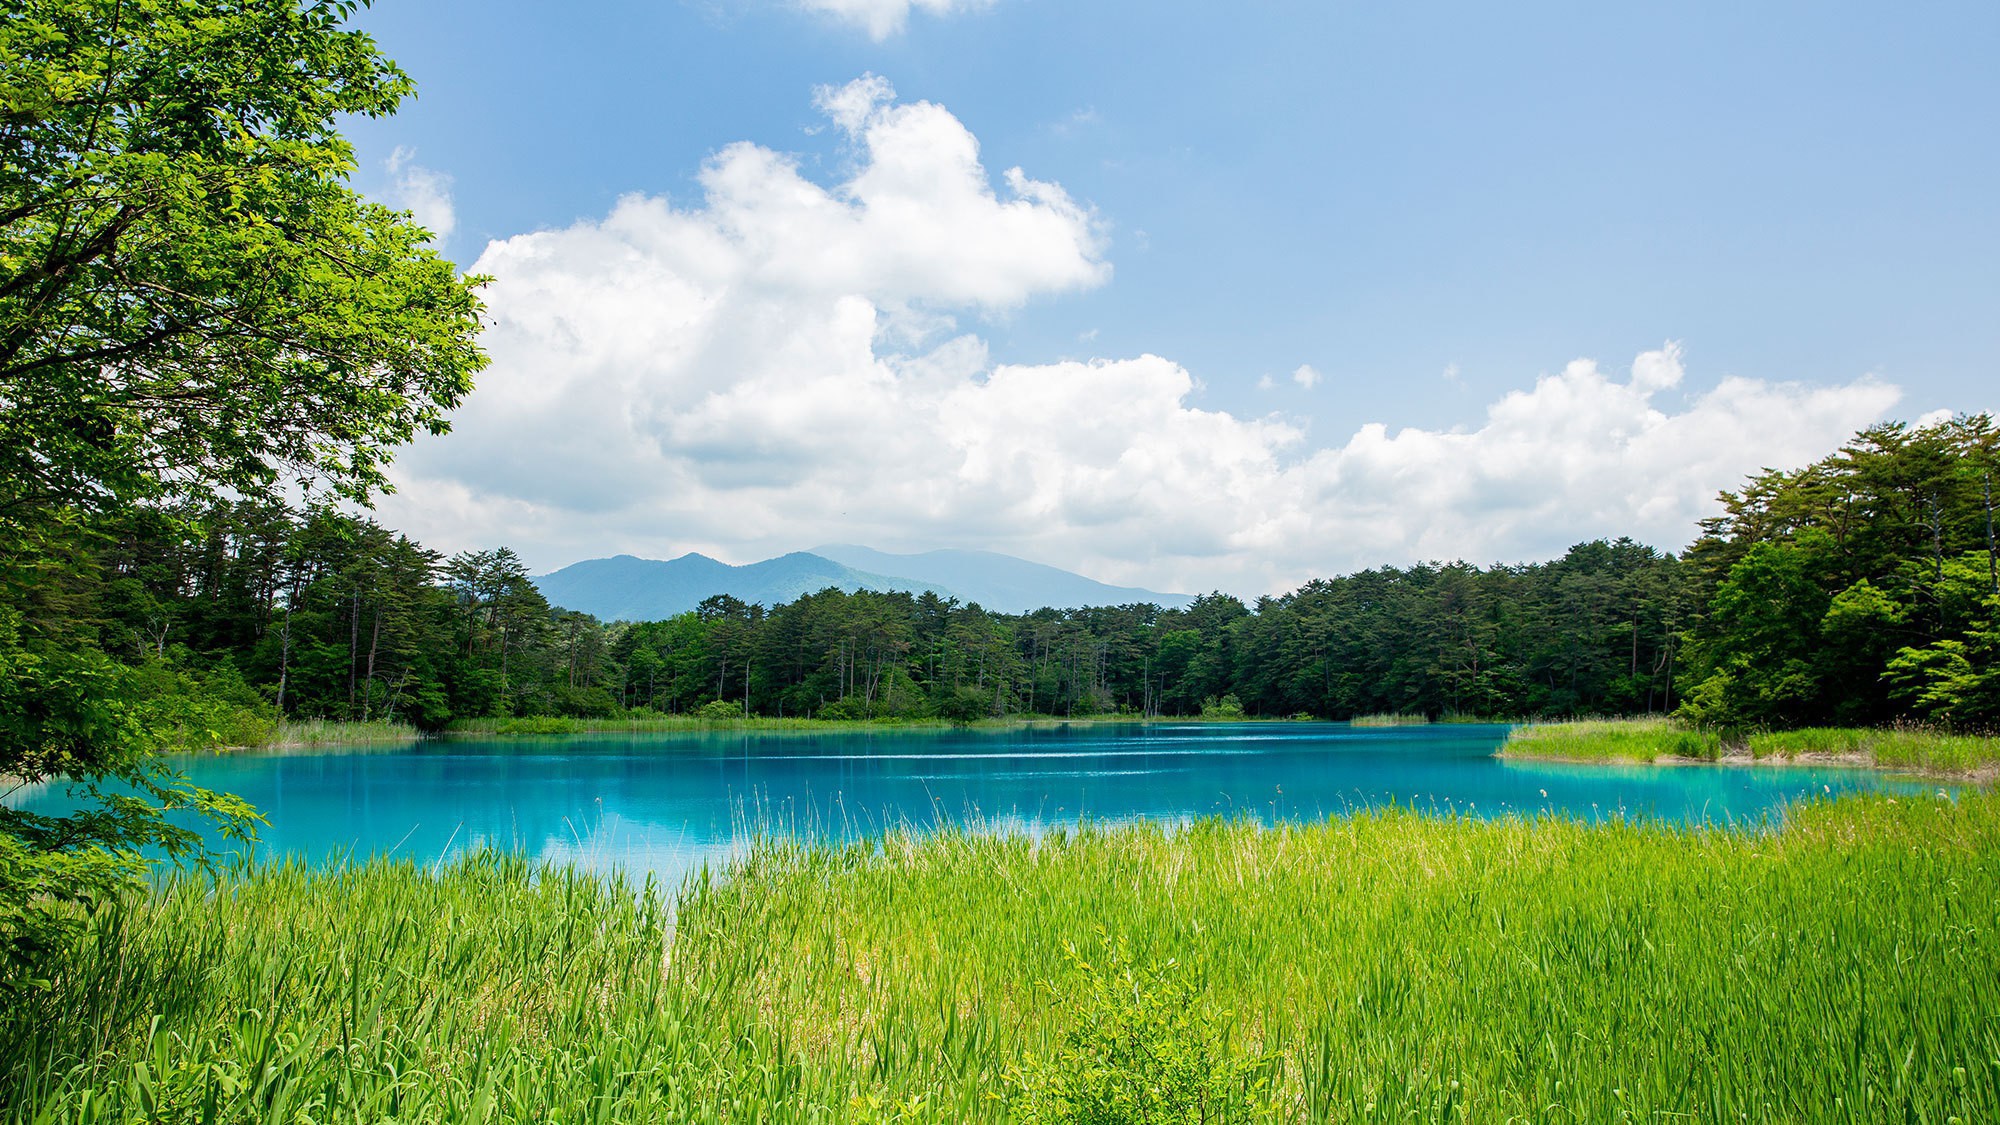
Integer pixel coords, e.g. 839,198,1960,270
1507,718,2000,775
1503,716,1721,762
1749,726,2000,772
444,713,1301,738
446,713,965,736
267,717,419,747
1348,713,1431,727
5,794,1997,1122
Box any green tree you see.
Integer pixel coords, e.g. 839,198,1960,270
1,0,486,978
1,0,484,522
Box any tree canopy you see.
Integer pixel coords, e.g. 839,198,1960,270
0,0,486,982
1,0,485,526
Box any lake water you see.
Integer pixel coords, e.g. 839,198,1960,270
10,723,1943,887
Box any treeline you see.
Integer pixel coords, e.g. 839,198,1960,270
1678,414,1999,728
68,514,1684,728
40,415,2000,732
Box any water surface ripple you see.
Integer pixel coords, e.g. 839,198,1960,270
12,722,1940,886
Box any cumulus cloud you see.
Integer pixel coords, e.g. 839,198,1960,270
385,146,456,242
1292,364,1322,390
378,80,1904,596
797,0,994,40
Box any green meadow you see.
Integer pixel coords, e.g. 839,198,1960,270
4,792,1996,1123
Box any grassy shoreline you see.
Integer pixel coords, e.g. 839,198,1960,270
1503,717,2000,779
264,717,421,748
440,712,1348,738
3,792,1994,1122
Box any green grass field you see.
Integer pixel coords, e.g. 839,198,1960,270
4,793,1996,1122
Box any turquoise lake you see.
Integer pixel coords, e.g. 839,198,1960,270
10,723,1943,887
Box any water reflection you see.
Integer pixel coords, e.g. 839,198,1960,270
9,722,1943,888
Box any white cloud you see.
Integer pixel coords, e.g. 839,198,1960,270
797,0,993,40
1292,363,1322,390
379,81,1905,597
1256,375,1276,391
385,146,456,242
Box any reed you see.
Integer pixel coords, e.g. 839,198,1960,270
1748,726,2000,772
4,794,1995,1122
445,714,962,736
1505,717,2000,775
1502,716,1720,762
266,717,420,747
1348,713,1431,727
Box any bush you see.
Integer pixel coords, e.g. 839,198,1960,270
126,655,279,751
554,685,620,719
1199,694,1246,720
694,698,744,721
816,695,866,721
1009,936,1279,1124
935,686,992,723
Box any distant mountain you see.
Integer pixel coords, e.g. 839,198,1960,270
811,544,1194,614
534,552,954,622
537,546,1195,621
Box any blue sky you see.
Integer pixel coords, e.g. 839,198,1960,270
345,0,1999,594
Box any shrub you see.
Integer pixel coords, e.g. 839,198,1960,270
1199,694,1246,720
694,698,744,721
936,687,992,723
1009,936,1279,1124
816,696,866,721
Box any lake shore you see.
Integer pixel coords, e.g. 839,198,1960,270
435,712,1326,738
1500,717,2000,783
6,791,1993,1122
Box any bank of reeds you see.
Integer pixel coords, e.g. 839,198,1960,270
1348,712,1431,727
443,712,1298,738
266,717,420,748
446,713,965,736
1502,716,1720,762
4,793,1995,1122
1747,725,2000,773
1506,717,2000,775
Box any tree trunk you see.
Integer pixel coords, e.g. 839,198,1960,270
363,604,382,721
1985,471,1997,595
347,586,360,715
276,605,293,713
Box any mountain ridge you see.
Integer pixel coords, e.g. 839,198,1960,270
535,547,1193,620
810,544,1193,614
534,551,955,623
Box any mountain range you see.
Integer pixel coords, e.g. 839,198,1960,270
535,546,1194,621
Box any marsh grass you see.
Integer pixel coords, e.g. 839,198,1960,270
4,794,1997,1122
1348,713,1431,727
266,717,419,748
444,713,1305,738
1508,718,2000,774
1748,726,2000,772
1503,716,1721,762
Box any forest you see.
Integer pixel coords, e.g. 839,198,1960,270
28,414,1998,737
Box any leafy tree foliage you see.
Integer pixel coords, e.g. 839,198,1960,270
1,0,484,523
1,0,485,980
50,507,1692,729
1679,416,2000,728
